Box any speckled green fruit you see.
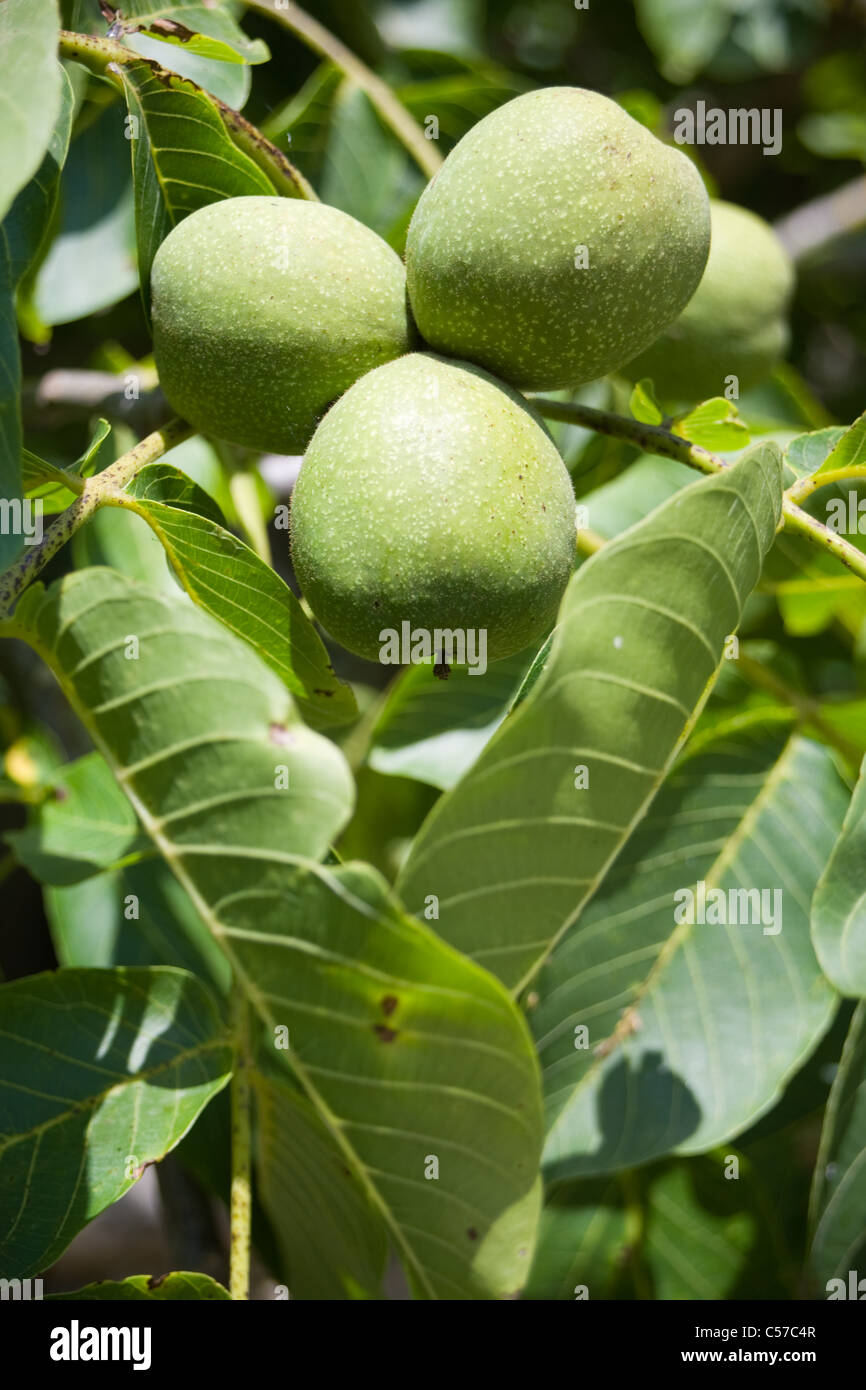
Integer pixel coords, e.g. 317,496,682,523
405,87,711,391
290,354,576,664
624,200,795,400
151,196,414,454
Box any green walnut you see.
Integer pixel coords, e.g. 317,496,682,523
405,87,711,391
290,354,576,665
151,196,414,454
623,200,795,400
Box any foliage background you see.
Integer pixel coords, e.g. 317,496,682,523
1,0,865,1300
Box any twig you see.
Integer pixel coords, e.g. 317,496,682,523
245,0,443,181
532,397,866,584
0,419,193,617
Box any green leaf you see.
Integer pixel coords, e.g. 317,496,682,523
0,66,74,530
809,1001,866,1288
109,1,270,66
673,397,750,453
14,568,543,1299
812,756,866,997
641,1157,765,1300
318,81,424,240
629,378,663,426
116,58,275,306
49,1271,231,1300
397,444,784,990
784,426,848,482
32,102,138,326
0,0,62,223
0,966,233,1278
524,1177,629,1299
5,751,144,885
254,1071,388,1299
261,62,343,184
118,463,357,729
634,0,730,83
775,574,865,638
396,65,531,152
815,407,866,476
45,860,231,993
534,728,845,1179
367,646,535,790
75,418,113,478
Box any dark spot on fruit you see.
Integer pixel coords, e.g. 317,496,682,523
269,723,296,746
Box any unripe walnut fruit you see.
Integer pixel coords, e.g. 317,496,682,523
290,354,577,664
624,200,795,400
405,87,711,391
151,197,415,454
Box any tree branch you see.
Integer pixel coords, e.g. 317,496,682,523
244,0,443,181
58,30,315,200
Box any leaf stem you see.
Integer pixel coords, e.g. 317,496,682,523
229,984,253,1302
533,397,866,584
245,0,443,180
787,466,866,505
0,419,193,617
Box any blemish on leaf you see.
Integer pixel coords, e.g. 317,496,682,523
373,1023,398,1042
380,995,398,1016
467,1227,478,1241
147,1273,167,1290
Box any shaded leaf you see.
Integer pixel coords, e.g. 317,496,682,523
367,646,535,790
535,728,845,1178
13,568,543,1300
0,66,74,534
809,1002,866,1287
398,445,784,990
45,859,231,993
0,966,233,1278
254,1071,387,1299
32,102,138,326
813,755,866,996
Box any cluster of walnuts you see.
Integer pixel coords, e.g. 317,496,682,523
151,87,793,664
